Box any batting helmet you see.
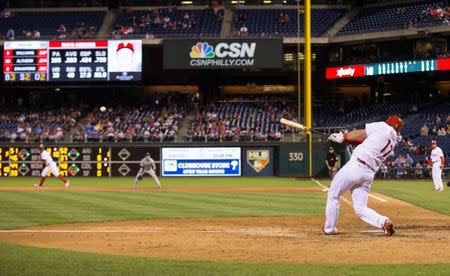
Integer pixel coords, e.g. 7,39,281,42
386,115,403,132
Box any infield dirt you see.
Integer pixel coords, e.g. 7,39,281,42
1,187,449,264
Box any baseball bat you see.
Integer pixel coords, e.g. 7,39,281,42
279,118,328,136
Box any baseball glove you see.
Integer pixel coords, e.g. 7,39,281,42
138,175,143,181
447,181,450,187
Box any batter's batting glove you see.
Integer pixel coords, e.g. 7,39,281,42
328,132,344,143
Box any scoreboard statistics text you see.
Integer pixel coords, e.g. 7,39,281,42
3,40,142,82
0,146,159,177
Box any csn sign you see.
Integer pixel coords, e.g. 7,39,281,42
163,38,282,69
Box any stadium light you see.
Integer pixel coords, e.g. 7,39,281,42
181,1,193,4
263,0,272,4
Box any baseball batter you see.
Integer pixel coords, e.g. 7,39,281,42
134,153,161,189
429,140,445,192
34,144,70,188
324,115,403,236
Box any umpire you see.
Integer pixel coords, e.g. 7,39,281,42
325,147,340,180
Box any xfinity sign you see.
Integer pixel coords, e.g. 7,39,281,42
164,39,282,69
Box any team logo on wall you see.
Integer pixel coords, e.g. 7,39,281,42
247,150,270,173
68,164,80,176
190,42,215,58
18,148,30,160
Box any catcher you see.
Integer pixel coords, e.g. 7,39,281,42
134,153,161,189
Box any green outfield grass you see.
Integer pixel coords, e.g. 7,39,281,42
1,177,450,275
1,241,450,276
371,180,450,215
0,178,323,229
0,177,315,187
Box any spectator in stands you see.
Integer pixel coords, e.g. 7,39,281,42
33,30,40,38
239,25,248,37
437,127,447,136
420,124,429,136
6,28,14,40
414,162,423,178
57,24,67,39
1,9,11,18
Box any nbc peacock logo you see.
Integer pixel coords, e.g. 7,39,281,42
190,42,215,58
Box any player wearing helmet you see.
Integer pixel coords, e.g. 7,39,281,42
324,115,403,236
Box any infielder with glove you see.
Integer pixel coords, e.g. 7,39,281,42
34,144,70,188
429,140,445,192
134,153,161,189
324,115,403,236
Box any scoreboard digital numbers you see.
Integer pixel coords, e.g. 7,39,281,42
4,40,142,82
0,146,160,177
0,147,111,177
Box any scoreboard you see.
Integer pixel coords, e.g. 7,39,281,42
0,146,159,177
3,40,142,82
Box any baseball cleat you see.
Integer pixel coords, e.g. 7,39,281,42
33,184,42,188
436,188,444,192
64,181,70,188
382,219,395,236
322,226,338,235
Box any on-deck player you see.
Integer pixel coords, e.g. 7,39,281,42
34,144,70,188
429,140,445,192
134,153,161,189
324,115,403,236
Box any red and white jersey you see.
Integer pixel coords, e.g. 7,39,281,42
431,147,444,163
351,122,397,171
40,150,54,166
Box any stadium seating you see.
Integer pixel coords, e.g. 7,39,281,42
73,106,184,142
0,11,105,38
338,1,447,36
233,8,346,37
0,108,82,142
188,102,297,142
112,8,222,38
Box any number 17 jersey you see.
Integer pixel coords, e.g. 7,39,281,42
351,122,398,172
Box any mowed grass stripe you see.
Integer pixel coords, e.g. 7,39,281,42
69,191,299,217
0,177,315,188
147,191,324,215
0,190,325,229
2,241,450,276
372,180,450,215
0,191,76,228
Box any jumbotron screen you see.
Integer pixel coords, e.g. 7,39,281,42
3,40,142,82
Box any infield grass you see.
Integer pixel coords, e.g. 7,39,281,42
0,177,322,229
371,180,450,215
1,241,450,276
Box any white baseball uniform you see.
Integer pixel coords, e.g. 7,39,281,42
430,146,444,190
324,122,397,234
40,150,60,177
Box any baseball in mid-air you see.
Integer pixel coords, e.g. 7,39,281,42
100,106,107,112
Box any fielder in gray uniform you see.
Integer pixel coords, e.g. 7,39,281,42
134,153,161,189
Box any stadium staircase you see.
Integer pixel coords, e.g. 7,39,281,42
97,9,119,38
326,6,359,38
177,112,196,142
220,6,234,37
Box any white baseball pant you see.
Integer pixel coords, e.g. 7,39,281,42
324,160,389,234
432,162,443,190
134,169,161,188
41,162,60,177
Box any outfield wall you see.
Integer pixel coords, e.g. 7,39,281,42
0,142,348,178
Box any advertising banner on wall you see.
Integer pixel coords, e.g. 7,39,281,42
161,147,241,176
242,147,274,176
163,38,283,69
